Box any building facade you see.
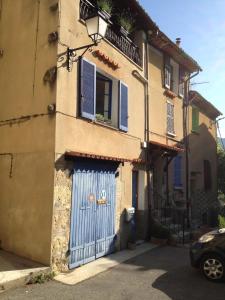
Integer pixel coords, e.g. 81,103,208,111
0,0,204,271
188,91,221,226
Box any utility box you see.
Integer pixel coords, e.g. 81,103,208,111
125,207,135,222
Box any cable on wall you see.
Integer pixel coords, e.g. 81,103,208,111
0,153,14,178
0,112,51,127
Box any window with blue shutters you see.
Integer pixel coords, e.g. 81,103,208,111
174,156,182,188
119,81,128,132
79,58,128,131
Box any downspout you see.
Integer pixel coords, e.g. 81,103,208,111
183,70,200,226
132,33,151,236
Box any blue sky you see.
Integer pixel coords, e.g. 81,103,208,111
139,0,225,137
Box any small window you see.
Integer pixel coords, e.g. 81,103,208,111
164,56,179,94
192,106,199,132
179,67,186,98
96,73,112,122
167,102,175,135
204,160,212,191
165,64,171,89
174,156,182,188
170,59,179,94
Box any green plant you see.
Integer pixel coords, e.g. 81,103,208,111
27,271,55,285
96,113,105,121
117,10,135,33
150,222,171,239
96,114,112,125
218,214,225,229
97,0,113,14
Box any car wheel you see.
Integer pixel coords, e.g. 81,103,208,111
200,254,225,282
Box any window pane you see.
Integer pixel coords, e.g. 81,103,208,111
96,73,112,121
165,66,171,88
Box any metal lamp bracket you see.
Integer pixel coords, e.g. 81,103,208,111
67,42,98,72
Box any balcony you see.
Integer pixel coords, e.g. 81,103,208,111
80,0,142,67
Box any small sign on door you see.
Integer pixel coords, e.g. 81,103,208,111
97,190,107,205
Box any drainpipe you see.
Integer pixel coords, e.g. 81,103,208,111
132,32,151,237
183,70,200,227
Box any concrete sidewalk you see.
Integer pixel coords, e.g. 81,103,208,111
55,242,158,286
0,250,50,293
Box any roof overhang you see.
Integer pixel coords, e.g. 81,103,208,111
189,91,222,120
149,140,184,155
65,151,145,164
128,0,202,73
150,33,202,73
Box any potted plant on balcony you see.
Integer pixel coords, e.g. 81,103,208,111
116,10,135,37
96,0,113,21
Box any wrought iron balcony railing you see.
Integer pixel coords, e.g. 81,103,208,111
80,0,142,66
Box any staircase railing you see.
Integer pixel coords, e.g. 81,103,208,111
152,190,191,244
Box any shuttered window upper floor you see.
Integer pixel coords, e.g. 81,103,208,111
79,58,128,132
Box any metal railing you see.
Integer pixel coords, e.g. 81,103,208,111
152,190,191,244
80,0,142,66
152,190,225,244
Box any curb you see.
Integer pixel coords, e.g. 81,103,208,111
0,267,51,294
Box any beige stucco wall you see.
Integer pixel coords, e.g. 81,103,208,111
55,0,146,158
188,107,218,194
148,45,184,147
147,44,186,208
0,0,58,264
50,0,148,269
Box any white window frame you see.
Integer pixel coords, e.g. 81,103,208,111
165,64,171,89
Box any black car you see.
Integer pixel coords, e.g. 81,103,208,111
190,228,225,282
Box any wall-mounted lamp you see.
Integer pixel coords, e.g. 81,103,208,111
67,12,108,71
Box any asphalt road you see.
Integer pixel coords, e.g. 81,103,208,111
1,246,224,300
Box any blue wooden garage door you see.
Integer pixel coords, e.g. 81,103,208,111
69,161,117,269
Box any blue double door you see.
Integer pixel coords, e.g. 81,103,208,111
69,160,117,269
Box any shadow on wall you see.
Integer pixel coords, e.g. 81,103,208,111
188,122,220,226
154,121,221,226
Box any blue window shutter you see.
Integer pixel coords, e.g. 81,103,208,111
119,81,128,132
174,156,182,187
80,58,96,120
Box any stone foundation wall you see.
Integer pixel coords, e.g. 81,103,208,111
51,156,73,272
